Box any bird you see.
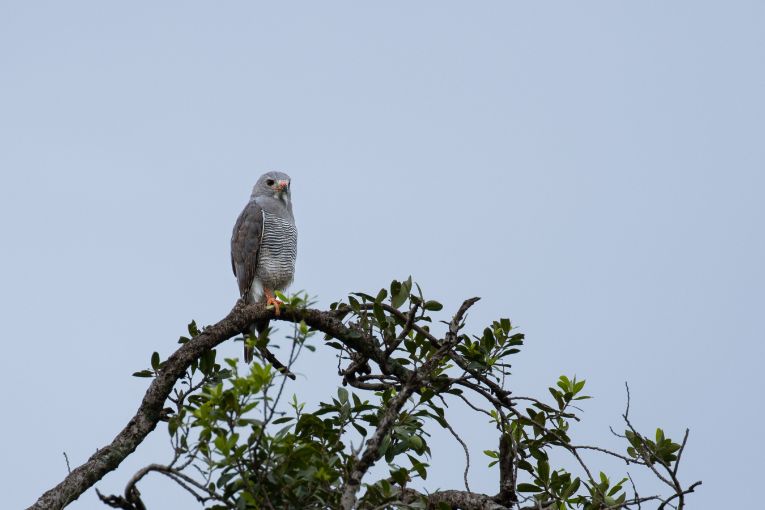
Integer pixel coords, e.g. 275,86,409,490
231,171,297,364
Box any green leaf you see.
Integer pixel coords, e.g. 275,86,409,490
517,483,542,493
151,352,160,370
352,422,367,437
423,300,443,311
557,375,571,392
373,302,387,326
407,455,428,479
549,388,565,409
518,459,534,473
389,280,401,302
608,477,628,496
391,280,409,309
537,459,550,482
199,349,216,375
352,291,377,302
132,370,154,378
562,477,581,499
379,434,391,457
409,435,424,451
390,467,409,485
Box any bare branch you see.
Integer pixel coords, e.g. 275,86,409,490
449,297,481,338
385,299,420,356
97,464,226,510
62,452,71,475
673,428,690,477
443,418,472,492
657,481,702,510
256,344,296,380
497,434,517,506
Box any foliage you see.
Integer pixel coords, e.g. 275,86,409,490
103,279,699,510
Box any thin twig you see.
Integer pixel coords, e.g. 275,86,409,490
442,419,471,492
62,452,71,475
673,429,689,477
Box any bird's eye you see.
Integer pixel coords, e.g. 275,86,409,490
266,179,275,186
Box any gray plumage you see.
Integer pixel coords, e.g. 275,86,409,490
231,171,297,362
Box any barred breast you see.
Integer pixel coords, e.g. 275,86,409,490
255,211,297,291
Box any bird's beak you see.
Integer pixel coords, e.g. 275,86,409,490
276,180,289,191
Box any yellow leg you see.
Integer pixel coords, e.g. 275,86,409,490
264,288,283,315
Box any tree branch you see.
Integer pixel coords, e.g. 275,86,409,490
340,298,480,510
340,379,418,510
497,434,517,506
28,293,700,510
28,300,262,510
28,300,416,510
398,487,510,510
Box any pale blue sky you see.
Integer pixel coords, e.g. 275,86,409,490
2,2,763,508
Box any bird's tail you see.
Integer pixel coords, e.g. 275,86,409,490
244,319,269,364
244,341,254,364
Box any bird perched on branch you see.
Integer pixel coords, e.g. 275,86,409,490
231,171,297,363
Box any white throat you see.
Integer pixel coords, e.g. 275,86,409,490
274,192,291,208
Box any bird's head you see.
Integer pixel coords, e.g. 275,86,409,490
252,171,292,201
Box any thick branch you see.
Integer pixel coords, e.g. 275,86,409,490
28,300,407,510
28,301,261,509
497,434,517,506
398,487,510,510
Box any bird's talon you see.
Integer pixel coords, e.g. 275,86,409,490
264,291,284,316
269,298,282,316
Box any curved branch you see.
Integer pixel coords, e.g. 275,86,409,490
27,301,263,509
28,300,405,510
27,294,700,510
96,463,224,509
